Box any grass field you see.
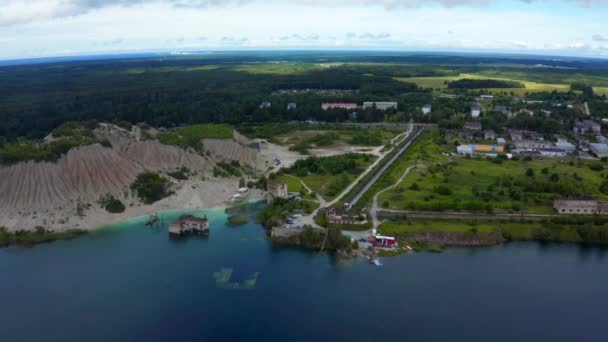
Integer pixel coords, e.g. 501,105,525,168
275,174,320,201
126,65,220,74
594,86,608,96
379,153,608,214
396,73,572,95
378,219,582,242
275,128,396,149
156,124,234,149
350,129,449,210
284,153,377,201
275,175,305,193
232,63,321,75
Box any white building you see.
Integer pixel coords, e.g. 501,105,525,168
363,102,398,110
421,104,432,115
322,103,357,110
456,145,474,155
589,143,608,158
471,103,481,118
555,138,576,152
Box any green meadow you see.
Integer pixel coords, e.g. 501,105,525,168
397,72,573,95
379,154,608,214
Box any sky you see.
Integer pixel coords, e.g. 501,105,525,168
1,0,608,60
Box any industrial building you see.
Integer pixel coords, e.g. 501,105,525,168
363,102,398,110
322,103,358,110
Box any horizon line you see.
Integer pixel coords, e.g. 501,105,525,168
2,48,608,67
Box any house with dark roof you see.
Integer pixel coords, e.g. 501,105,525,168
464,121,482,131
483,129,496,140
573,120,601,134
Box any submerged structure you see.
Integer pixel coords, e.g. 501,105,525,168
168,214,209,237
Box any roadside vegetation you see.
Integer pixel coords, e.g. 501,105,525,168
280,153,376,201
379,217,608,248
349,129,446,211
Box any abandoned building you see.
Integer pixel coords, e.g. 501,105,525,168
267,180,289,199
168,214,209,236
553,198,608,215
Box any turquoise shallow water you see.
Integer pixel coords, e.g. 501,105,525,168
1,207,608,341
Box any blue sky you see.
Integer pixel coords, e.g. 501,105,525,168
1,0,607,60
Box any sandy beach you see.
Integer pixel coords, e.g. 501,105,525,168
0,176,264,232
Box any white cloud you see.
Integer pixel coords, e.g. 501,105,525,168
2,0,608,28
593,34,608,41
0,1,607,59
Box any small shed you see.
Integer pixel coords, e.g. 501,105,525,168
375,235,396,247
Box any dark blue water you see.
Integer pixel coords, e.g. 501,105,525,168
1,208,607,342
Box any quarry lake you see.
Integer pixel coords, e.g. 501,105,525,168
1,208,608,342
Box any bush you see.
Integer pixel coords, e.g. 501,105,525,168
168,167,190,180
0,135,98,164
98,194,125,213
215,161,241,177
131,172,171,204
157,124,233,151
433,185,452,196
99,139,112,148
350,130,383,146
525,168,535,177
589,163,603,172
601,181,608,195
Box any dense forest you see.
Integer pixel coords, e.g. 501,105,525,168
0,59,424,140
2,52,608,141
447,79,523,89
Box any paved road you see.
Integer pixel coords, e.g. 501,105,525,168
325,123,415,207
282,123,420,235
346,125,423,208
283,174,326,229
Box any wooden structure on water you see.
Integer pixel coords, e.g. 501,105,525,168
145,213,160,226
168,214,209,237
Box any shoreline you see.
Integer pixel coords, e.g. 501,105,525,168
0,177,264,232
0,199,266,249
